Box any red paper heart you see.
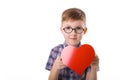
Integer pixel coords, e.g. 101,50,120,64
61,44,95,75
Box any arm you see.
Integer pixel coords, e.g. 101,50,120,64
86,66,98,80
86,55,99,80
48,67,60,80
48,56,66,80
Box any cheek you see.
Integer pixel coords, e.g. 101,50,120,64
77,35,83,40
64,34,69,39
62,33,69,40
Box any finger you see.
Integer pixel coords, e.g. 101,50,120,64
94,55,99,60
59,56,63,61
94,58,99,61
56,56,63,62
61,65,66,68
93,58,99,62
95,54,99,58
56,56,61,60
92,60,99,65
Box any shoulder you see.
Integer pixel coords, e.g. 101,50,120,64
51,44,64,51
50,44,64,57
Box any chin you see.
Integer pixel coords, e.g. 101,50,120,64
70,43,78,47
67,40,79,46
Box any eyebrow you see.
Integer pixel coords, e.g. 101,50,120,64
64,24,84,28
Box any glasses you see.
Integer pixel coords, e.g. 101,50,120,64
63,26,84,34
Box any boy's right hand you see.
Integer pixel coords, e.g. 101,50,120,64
52,56,66,70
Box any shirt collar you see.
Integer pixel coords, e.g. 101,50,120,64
63,41,81,48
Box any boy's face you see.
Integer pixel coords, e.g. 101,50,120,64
61,20,87,47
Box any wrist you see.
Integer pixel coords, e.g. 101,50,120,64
91,65,99,71
52,65,60,71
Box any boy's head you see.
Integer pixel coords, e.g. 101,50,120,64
60,8,87,47
61,8,86,24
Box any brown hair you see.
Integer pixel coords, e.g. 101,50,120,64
62,8,86,22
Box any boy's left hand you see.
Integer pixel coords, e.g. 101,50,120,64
91,55,99,66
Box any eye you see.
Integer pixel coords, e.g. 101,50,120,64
63,26,72,33
63,26,72,30
65,26,71,30
76,27,83,30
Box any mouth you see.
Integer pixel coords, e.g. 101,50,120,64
70,38,77,40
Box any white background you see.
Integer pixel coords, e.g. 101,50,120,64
0,0,120,80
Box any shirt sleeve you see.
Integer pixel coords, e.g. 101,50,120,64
86,65,100,72
45,48,57,71
86,66,91,72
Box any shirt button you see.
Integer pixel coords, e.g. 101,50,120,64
71,71,73,74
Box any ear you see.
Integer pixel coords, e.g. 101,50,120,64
60,27,62,32
84,27,87,34
60,27,64,34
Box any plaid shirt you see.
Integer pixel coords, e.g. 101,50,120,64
45,42,91,80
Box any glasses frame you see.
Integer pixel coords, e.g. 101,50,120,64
63,26,84,34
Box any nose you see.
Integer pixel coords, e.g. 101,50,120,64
71,29,77,34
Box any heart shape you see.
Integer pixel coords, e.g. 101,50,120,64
61,44,95,75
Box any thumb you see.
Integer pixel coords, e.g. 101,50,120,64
56,56,62,61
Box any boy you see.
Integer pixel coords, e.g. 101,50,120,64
45,8,99,80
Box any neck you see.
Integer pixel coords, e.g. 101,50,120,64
65,42,81,47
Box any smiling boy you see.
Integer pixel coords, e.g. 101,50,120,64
45,8,99,80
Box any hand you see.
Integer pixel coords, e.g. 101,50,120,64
91,55,99,67
52,56,66,70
